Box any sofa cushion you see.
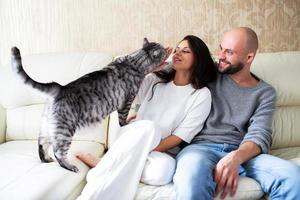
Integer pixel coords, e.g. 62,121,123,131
251,51,300,107
270,147,300,165
251,51,300,149
5,104,108,143
135,176,264,200
0,140,104,200
271,107,300,149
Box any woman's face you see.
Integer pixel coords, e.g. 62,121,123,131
172,40,195,72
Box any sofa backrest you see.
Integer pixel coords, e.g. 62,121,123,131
0,52,113,144
1,51,299,150
251,51,300,150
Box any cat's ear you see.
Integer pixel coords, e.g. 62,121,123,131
143,38,149,47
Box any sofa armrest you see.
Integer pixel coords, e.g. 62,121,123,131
0,104,6,143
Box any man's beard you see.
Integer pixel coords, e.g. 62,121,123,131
218,59,244,74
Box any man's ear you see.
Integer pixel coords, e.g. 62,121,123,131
246,52,255,64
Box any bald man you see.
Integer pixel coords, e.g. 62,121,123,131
173,27,300,200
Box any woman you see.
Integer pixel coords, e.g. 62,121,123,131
77,35,217,200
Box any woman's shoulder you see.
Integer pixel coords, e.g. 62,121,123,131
191,86,212,103
183,86,212,111
139,73,160,92
144,73,157,80
194,86,211,97
143,73,161,84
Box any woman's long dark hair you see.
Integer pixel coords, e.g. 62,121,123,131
152,35,217,92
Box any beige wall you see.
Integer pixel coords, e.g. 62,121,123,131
0,0,299,66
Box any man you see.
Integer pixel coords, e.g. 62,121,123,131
173,27,300,199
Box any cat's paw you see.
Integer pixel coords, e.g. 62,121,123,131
119,121,128,127
69,165,79,173
63,164,79,173
56,158,79,173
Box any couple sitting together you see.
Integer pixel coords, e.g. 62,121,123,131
76,27,300,200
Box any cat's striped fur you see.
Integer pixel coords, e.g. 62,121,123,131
11,38,167,172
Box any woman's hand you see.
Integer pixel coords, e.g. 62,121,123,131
126,113,137,123
157,47,173,70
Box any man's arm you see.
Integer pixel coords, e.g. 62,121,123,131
240,87,277,154
232,141,261,163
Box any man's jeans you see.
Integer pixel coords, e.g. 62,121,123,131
173,143,300,200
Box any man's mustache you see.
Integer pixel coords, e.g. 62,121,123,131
219,59,231,65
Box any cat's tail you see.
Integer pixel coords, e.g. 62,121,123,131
11,47,61,97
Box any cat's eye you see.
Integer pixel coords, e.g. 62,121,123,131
152,51,160,58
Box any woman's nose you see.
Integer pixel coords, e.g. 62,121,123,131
174,49,182,55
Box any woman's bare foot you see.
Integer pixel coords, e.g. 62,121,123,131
76,153,100,168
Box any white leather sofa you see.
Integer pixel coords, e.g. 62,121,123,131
0,51,299,200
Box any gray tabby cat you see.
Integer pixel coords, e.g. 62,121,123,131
11,38,168,172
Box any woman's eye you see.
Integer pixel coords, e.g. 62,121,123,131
174,48,191,54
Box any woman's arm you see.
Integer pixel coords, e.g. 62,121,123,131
153,135,182,152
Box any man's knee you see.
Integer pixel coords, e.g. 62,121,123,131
173,145,218,199
285,162,300,187
173,145,218,186
141,151,176,186
176,145,217,172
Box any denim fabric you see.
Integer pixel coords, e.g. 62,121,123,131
173,143,300,200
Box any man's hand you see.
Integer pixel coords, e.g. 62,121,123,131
214,151,240,199
214,142,261,199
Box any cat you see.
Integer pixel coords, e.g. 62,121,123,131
11,38,168,172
